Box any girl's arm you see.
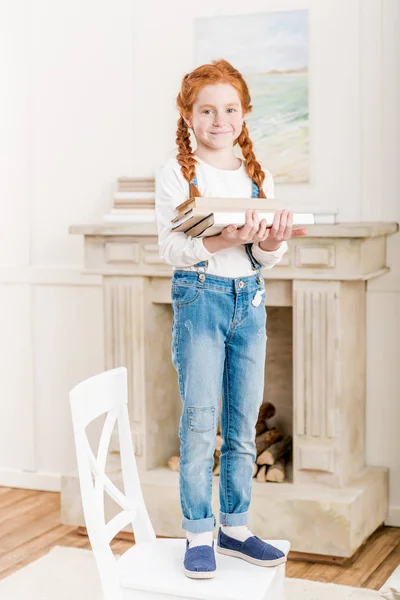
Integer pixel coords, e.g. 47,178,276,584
155,163,217,267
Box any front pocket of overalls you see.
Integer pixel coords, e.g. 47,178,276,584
172,284,202,307
187,407,215,432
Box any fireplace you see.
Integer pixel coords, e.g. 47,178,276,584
63,219,398,557
263,306,293,442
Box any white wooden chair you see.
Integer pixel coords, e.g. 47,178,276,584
69,367,290,600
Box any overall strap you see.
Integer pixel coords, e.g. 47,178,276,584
244,181,263,271
190,174,208,277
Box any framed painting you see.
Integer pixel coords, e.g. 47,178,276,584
195,10,309,183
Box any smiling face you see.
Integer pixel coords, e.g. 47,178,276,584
185,83,245,152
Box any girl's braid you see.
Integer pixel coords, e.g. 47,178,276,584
236,122,267,198
176,116,201,198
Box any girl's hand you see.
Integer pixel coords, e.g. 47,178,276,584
220,209,268,246
258,209,307,252
220,208,307,249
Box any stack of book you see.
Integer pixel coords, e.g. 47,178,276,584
103,177,155,223
171,197,337,238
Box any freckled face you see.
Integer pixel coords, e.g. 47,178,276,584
185,83,245,150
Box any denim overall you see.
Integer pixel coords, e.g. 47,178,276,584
171,176,267,534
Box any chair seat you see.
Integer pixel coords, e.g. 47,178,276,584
118,538,290,600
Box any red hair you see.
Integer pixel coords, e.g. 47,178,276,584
176,59,267,198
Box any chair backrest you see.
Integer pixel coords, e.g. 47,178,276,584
69,367,156,599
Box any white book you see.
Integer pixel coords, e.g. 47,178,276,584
183,212,300,238
114,191,155,201
210,212,336,226
183,212,337,238
211,211,315,226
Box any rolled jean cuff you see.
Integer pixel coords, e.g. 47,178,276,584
182,515,216,533
219,510,249,526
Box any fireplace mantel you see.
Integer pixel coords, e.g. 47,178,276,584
63,220,398,557
70,221,397,281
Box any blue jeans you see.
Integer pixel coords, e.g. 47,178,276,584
171,269,267,533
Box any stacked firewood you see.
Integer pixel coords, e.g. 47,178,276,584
252,402,292,482
168,402,292,483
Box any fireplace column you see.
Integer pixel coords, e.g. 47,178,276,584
293,279,366,487
103,272,181,473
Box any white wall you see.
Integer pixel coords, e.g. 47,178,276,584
0,0,136,489
362,0,400,527
0,0,399,525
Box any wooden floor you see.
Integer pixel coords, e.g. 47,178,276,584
0,487,399,590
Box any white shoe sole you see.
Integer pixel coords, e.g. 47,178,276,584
216,545,287,567
183,567,216,579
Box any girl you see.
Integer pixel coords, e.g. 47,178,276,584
155,59,306,579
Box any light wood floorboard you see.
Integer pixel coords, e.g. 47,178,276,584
0,488,398,590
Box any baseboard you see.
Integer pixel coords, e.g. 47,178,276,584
385,505,400,527
0,468,61,491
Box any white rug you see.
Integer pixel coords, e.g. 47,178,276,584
379,565,400,600
0,545,395,600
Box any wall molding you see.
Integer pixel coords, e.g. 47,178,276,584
0,266,102,286
0,468,61,492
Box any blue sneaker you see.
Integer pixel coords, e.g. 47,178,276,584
216,527,286,567
183,539,216,579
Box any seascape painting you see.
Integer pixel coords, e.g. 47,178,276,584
195,10,309,183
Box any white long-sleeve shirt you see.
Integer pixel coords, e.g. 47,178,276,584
155,154,288,278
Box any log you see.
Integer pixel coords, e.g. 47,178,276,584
213,463,220,476
253,463,259,477
256,464,267,482
255,421,268,437
215,435,223,451
255,428,283,456
257,436,292,466
213,448,221,471
168,456,180,472
255,403,276,436
257,402,276,422
266,458,285,482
